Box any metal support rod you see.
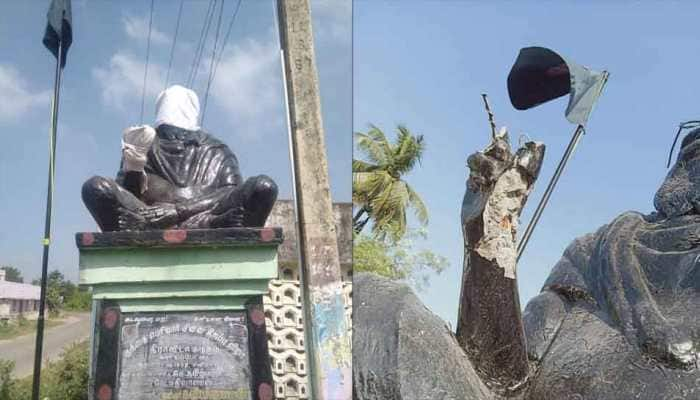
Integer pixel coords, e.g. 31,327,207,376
32,39,63,400
516,124,584,262
274,3,305,287
481,93,497,139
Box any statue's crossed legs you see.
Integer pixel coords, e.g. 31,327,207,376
81,175,277,231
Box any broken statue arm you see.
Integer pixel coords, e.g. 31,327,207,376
456,131,545,394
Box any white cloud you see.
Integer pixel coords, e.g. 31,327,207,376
93,28,283,139
92,40,282,138
92,51,165,113
311,0,351,44
209,37,283,137
0,64,50,122
123,15,170,46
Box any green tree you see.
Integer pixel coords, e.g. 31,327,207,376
46,270,67,316
353,124,428,241
0,266,23,283
48,270,65,289
353,229,448,290
33,270,90,313
64,287,92,311
46,285,62,317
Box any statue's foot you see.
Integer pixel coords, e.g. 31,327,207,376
210,207,245,228
640,324,696,368
242,175,278,226
667,341,696,366
210,175,277,228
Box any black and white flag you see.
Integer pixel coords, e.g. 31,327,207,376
508,46,607,126
42,0,73,68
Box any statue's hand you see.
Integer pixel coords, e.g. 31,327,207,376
137,203,179,229
117,208,146,231
461,132,513,228
462,133,545,229
122,125,156,173
137,204,179,228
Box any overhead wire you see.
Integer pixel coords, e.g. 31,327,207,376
164,0,185,89
201,0,227,124
139,0,155,123
188,0,217,88
187,0,214,87
209,0,243,88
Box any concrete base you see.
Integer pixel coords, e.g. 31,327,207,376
77,227,282,400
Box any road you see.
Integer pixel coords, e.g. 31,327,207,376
0,312,91,377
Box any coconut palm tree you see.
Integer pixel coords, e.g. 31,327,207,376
353,124,428,241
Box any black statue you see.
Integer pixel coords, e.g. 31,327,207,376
354,127,700,400
518,127,700,398
82,85,277,231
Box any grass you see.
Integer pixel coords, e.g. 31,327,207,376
1,340,89,400
0,315,64,341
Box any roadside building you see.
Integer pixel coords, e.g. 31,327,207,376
0,269,41,320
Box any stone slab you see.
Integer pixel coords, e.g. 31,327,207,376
92,301,273,400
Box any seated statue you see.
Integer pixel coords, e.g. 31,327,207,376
518,127,700,398
82,85,277,231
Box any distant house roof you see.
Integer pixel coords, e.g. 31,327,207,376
0,281,40,300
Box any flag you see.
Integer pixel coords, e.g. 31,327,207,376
507,47,607,126
563,59,607,126
42,0,73,68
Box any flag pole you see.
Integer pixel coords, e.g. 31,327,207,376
516,70,609,262
516,123,584,262
32,38,63,400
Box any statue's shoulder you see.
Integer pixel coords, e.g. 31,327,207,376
192,129,224,146
564,210,646,257
193,130,236,154
542,210,648,299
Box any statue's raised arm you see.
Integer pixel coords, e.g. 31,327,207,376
457,128,545,394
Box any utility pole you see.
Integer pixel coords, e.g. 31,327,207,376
276,1,351,399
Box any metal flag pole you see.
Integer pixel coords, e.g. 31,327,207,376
32,39,63,400
516,123,583,262
516,71,609,262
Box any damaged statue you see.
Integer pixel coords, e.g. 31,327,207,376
353,126,700,400
82,85,277,231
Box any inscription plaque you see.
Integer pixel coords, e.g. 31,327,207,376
117,311,252,400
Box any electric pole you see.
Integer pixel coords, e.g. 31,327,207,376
276,1,352,399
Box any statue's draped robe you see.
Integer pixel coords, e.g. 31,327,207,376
524,211,700,399
119,125,243,227
145,128,241,191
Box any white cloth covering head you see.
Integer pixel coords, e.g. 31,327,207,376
155,85,201,131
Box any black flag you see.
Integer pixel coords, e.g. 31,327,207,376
508,47,607,126
42,0,72,68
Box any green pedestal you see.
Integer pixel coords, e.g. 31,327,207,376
76,228,282,400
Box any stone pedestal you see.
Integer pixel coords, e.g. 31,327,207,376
77,228,282,400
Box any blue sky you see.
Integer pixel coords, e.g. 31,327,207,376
0,0,350,283
354,1,700,326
